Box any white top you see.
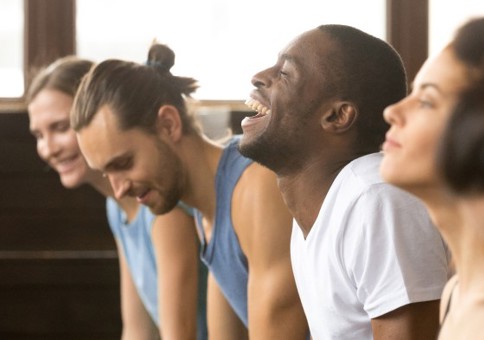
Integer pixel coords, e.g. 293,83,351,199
291,153,450,340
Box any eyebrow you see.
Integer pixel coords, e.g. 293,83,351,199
411,82,443,95
278,53,301,68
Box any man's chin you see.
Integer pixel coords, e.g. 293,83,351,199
147,200,179,216
238,137,267,164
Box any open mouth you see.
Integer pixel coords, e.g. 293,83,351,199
245,98,271,118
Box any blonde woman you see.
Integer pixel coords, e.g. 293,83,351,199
27,56,207,340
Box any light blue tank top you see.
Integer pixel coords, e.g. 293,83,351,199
195,136,252,327
106,198,208,339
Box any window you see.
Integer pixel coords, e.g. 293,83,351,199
0,0,24,98
77,0,385,101
429,0,484,55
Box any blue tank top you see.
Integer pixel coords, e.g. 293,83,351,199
195,136,252,327
106,198,208,339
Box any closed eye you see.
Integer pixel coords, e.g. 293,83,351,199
106,157,133,172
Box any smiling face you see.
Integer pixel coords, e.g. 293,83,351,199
28,89,99,188
239,28,335,174
77,105,184,215
380,47,470,195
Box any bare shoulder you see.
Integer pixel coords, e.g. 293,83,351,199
232,162,292,256
239,162,279,190
446,302,484,340
234,162,288,218
440,274,458,322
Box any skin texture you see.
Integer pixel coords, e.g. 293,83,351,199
240,27,442,339
380,48,469,199
28,88,201,340
77,103,309,340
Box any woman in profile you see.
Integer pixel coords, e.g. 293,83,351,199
380,17,484,339
437,57,484,340
27,53,207,340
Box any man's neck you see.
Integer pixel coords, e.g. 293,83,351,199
277,156,351,238
180,135,223,223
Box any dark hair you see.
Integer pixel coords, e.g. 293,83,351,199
27,56,94,104
71,43,199,135
439,80,484,194
317,25,408,153
438,17,484,194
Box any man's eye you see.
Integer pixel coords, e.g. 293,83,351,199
115,159,132,170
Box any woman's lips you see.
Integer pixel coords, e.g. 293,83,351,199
382,135,401,152
54,154,82,174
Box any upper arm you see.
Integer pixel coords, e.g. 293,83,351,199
151,207,202,340
206,273,248,340
116,240,159,340
233,164,308,339
371,300,440,340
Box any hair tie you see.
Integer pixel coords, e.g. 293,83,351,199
145,60,170,73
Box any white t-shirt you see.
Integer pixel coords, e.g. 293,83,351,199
291,153,450,340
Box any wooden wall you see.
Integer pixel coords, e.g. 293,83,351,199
0,112,121,339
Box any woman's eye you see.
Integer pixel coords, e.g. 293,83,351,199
418,99,434,108
56,122,70,132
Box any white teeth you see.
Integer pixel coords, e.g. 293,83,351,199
245,99,271,115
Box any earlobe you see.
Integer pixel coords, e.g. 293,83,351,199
320,102,358,133
156,105,183,141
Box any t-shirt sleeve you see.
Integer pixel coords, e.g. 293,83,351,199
344,183,450,319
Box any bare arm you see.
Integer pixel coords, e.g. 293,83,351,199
117,240,160,340
371,300,440,340
206,273,248,340
152,207,201,340
233,164,309,340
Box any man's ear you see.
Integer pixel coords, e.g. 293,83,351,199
320,102,358,133
156,105,183,142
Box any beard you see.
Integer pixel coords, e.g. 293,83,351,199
239,106,320,176
148,189,180,215
239,128,307,176
149,138,185,215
